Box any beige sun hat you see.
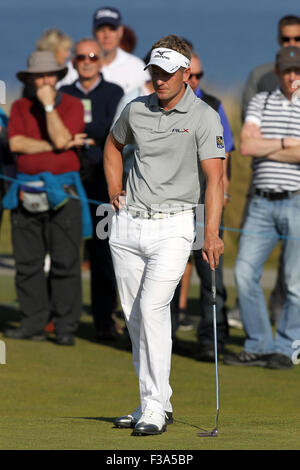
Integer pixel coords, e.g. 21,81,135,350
17,50,68,82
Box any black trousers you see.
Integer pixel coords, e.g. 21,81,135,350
11,199,82,335
193,249,228,350
84,175,117,332
171,218,228,351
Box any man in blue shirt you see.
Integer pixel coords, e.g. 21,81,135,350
61,38,124,341
173,50,235,362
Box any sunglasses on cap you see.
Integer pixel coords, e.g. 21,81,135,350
75,53,99,62
188,71,204,80
280,35,300,43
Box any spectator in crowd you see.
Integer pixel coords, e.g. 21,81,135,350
92,6,150,95
230,14,300,329
0,108,8,130
35,28,78,276
2,51,92,346
241,15,300,120
120,25,137,54
93,7,153,205
0,108,15,207
224,47,300,370
171,49,235,362
0,108,9,226
61,38,124,341
36,28,78,88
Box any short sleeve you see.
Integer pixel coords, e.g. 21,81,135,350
217,103,235,153
111,102,134,145
8,101,25,138
244,92,268,127
196,105,226,161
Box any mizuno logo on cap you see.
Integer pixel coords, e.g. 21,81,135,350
153,50,172,60
157,50,171,56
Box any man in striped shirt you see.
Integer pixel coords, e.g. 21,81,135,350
225,46,300,369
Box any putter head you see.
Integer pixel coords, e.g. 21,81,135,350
198,428,218,437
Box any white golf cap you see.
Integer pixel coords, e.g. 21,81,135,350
144,47,190,74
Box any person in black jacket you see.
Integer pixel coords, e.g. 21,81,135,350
171,50,235,361
61,38,124,341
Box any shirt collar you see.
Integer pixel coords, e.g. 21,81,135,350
75,74,102,95
149,84,195,113
276,87,293,104
270,86,300,107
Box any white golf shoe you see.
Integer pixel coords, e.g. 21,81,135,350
132,409,167,436
115,405,173,429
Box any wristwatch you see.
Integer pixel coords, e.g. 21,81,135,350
44,104,54,113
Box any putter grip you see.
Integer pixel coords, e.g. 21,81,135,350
211,269,216,305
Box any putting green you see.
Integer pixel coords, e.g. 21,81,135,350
0,313,299,450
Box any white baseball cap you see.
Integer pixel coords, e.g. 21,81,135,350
144,48,190,74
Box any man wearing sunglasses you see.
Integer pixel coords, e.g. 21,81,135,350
61,38,124,342
171,50,235,362
225,47,300,370
230,15,300,333
242,15,300,120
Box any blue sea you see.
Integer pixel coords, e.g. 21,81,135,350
1,0,299,100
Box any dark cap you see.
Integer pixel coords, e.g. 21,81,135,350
276,46,300,71
93,7,122,30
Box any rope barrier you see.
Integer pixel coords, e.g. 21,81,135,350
1,173,300,241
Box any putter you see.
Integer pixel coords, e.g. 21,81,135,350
198,267,219,437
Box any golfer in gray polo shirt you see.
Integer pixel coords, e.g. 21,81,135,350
104,34,225,436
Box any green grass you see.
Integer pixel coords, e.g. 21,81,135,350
0,211,13,256
1,311,300,450
0,274,299,450
0,96,294,450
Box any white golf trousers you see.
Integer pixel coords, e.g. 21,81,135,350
109,209,195,416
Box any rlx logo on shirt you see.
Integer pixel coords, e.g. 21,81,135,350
172,128,189,133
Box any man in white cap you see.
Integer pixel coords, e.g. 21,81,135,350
104,34,225,435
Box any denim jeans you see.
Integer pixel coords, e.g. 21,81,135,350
235,194,300,358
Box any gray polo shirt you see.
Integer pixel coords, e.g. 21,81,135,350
112,84,225,213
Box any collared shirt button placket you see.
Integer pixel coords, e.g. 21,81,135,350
158,110,169,132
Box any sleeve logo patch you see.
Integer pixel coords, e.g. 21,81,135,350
216,136,224,149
